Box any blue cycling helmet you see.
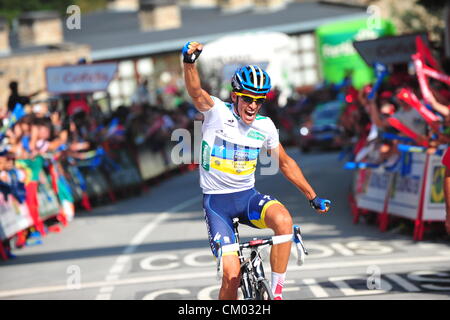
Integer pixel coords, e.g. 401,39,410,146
231,65,271,94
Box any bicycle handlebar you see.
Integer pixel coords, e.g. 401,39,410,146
215,225,308,279
220,233,294,254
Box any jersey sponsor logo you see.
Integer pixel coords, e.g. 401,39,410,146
224,118,236,128
201,141,211,171
247,130,266,141
210,136,259,175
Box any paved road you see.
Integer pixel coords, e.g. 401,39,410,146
1,149,449,300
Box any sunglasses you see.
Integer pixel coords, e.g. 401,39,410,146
235,92,266,105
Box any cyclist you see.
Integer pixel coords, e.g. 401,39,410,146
182,41,331,300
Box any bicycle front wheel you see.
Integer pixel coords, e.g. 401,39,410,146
256,279,274,300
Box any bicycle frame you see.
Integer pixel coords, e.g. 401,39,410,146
216,218,308,300
233,218,267,299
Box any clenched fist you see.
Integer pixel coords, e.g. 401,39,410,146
182,41,203,64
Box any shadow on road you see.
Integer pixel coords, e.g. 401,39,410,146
0,238,210,266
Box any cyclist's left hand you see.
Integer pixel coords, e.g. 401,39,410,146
309,196,331,214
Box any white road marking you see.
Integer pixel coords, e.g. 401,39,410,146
197,285,221,300
108,264,126,274
330,243,354,256
302,278,329,298
3,255,450,299
329,275,391,296
384,274,420,292
94,196,201,300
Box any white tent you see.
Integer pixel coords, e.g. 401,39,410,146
199,32,295,103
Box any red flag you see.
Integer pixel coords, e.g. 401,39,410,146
416,36,440,70
387,117,429,147
396,88,441,132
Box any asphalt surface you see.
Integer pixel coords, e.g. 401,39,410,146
1,149,450,301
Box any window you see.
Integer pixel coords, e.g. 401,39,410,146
290,32,320,87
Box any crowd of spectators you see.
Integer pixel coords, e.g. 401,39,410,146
1,80,198,163
250,52,450,235
2,45,450,256
0,79,199,255
299,60,450,234
336,64,450,167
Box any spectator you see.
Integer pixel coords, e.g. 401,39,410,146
132,79,152,106
7,81,41,113
67,94,91,117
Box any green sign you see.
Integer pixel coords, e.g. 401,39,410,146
201,140,211,171
316,18,396,89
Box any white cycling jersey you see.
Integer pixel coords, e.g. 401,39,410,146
199,96,279,194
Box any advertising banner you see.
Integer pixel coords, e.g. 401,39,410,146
353,33,428,66
355,167,389,213
137,147,168,180
37,172,61,220
353,152,446,233
387,153,425,219
46,63,118,94
109,150,143,189
0,194,32,241
422,154,446,221
316,18,396,88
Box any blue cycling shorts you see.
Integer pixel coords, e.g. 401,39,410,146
203,188,282,257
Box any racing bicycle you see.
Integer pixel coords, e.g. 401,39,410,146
215,218,308,300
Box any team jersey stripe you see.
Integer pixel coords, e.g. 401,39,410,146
211,144,259,160
210,156,257,175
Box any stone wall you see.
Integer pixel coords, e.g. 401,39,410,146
0,44,91,110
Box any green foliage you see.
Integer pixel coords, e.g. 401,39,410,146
75,0,108,14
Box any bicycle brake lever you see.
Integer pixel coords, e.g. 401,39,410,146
300,241,309,255
294,226,308,254
293,226,308,266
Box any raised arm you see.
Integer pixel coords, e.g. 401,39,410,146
367,97,387,129
428,89,450,117
182,41,214,113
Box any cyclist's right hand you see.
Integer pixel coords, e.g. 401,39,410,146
182,41,203,64
309,196,331,214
